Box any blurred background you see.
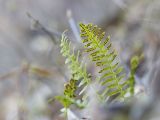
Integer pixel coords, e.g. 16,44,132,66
0,0,160,120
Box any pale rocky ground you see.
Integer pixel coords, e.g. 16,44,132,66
0,0,160,120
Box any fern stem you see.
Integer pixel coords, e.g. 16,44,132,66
65,108,68,120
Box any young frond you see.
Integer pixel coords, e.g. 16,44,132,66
127,55,140,96
60,33,91,91
57,33,91,109
79,23,127,102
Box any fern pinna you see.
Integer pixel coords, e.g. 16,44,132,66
55,79,78,109
55,78,84,118
56,33,91,110
79,23,128,101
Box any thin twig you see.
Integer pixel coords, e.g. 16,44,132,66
26,13,69,81
27,12,61,44
0,68,19,81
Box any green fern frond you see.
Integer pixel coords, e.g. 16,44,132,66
79,23,128,101
56,33,91,109
127,55,140,96
60,33,91,93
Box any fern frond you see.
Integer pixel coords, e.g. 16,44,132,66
60,33,91,91
127,55,140,96
57,33,91,109
79,23,127,101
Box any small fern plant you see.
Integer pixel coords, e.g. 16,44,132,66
55,32,91,117
55,23,140,118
